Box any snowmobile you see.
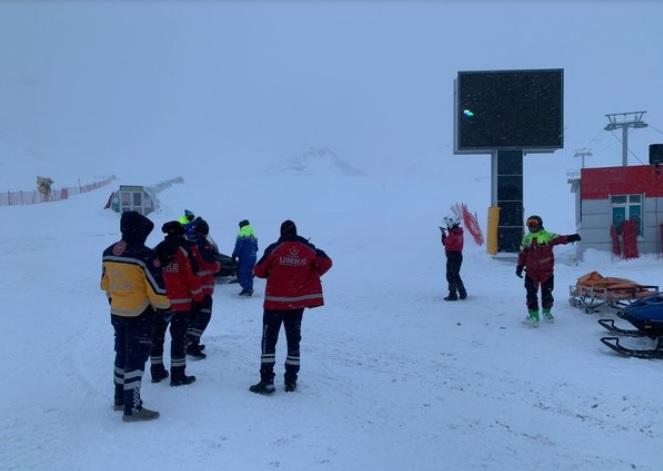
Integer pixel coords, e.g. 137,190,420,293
599,294,663,359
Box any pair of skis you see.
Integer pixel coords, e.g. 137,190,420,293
599,318,663,359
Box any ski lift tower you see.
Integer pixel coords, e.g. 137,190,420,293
604,111,647,166
454,68,564,253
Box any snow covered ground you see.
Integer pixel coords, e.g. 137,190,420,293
1,154,662,471
2,1,663,469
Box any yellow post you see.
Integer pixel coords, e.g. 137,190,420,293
487,206,500,255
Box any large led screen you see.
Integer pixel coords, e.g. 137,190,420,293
455,69,563,151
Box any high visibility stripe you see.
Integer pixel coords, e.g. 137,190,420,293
171,357,186,367
285,356,300,365
171,298,192,305
190,288,203,296
103,256,166,295
197,270,216,276
124,370,143,381
265,293,322,303
124,380,141,390
150,356,163,364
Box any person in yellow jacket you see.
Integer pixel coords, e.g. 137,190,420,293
101,211,170,422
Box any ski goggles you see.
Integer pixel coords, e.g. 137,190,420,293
526,219,540,228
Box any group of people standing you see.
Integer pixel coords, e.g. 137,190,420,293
440,213,581,326
101,211,332,422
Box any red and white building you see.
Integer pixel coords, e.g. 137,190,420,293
570,164,663,255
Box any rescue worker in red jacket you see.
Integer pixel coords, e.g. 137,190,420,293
516,215,581,326
440,215,467,301
249,220,333,394
153,221,204,385
186,217,221,359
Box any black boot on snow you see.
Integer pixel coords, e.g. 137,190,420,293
170,366,196,386
122,407,160,422
443,294,458,301
284,381,297,392
186,343,207,360
458,290,467,300
150,365,169,383
249,381,275,395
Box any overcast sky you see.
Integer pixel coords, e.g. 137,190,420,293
1,1,662,178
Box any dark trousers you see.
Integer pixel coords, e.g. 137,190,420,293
112,309,154,414
238,256,256,291
525,275,554,311
149,311,189,370
445,251,466,297
259,308,304,383
170,313,190,370
187,295,213,346
150,310,171,367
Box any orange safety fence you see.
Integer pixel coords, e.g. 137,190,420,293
0,176,116,207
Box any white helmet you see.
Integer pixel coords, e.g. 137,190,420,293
443,215,461,227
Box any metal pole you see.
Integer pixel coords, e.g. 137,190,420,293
622,127,628,166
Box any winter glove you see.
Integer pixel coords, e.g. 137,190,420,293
567,233,582,243
516,265,524,278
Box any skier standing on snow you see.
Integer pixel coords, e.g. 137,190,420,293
516,215,581,326
232,219,258,296
101,211,170,422
440,215,467,301
153,221,203,385
186,217,221,359
249,220,332,394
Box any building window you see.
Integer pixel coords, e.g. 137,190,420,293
611,194,642,235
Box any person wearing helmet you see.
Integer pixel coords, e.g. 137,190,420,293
440,214,467,301
516,215,581,326
178,210,196,238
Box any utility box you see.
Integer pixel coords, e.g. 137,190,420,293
112,185,158,215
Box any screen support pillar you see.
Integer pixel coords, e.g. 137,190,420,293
491,150,524,253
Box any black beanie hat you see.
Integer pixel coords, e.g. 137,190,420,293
162,220,185,237
280,220,297,237
194,217,210,235
120,211,154,242
239,219,250,228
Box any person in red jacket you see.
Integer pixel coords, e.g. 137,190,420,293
186,218,221,359
440,215,467,301
153,221,204,385
516,215,581,326
249,220,332,394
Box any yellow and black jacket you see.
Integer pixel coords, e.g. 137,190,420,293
101,240,170,317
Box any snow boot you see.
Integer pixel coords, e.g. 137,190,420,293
122,407,160,422
284,381,297,392
542,308,554,323
150,364,169,383
249,381,275,395
114,383,124,411
186,343,207,360
522,310,540,327
170,366,196,387
443,293,458,301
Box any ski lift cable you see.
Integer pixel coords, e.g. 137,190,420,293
608,131,645,164
649,123,663,137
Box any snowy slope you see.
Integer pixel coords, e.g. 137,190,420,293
1,155,662,471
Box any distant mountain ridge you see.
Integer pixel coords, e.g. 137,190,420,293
270,147,366,177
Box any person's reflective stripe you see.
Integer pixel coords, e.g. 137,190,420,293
265,294,322,303
171,298,192,305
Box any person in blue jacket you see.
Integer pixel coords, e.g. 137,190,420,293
232,219,258,296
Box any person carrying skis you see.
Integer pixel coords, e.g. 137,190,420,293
232,219,259,296
186,217,221,359
249,220,332,395
516,215,581,326
440,215,467,301
153,221,203,385
101,211,170,422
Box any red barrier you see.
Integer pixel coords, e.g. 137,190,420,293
0,176,114,207
622,219,639,259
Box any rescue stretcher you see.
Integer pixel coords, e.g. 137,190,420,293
568,271,659,313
